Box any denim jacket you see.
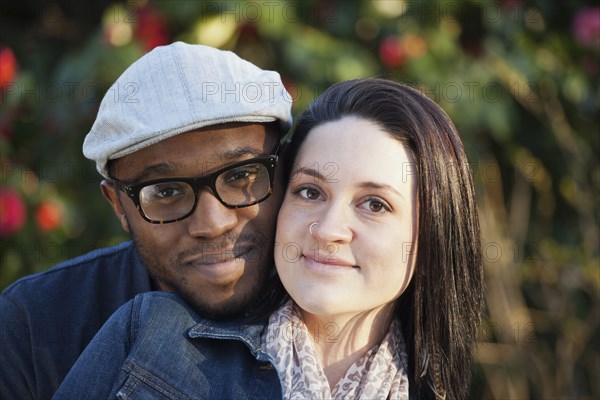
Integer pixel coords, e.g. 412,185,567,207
53,292,282,399
0,241,152,399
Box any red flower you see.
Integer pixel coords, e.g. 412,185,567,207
36,201,62,232
0,114,14,138
0,47,18,88
379,36,405,68
0,187,27,236
239,23,260,41
500,0,523,10
572,7,600,49
135,5,169,52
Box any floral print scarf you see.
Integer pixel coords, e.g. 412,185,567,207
263,301,410,399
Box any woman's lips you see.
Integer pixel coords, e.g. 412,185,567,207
302,253,359,272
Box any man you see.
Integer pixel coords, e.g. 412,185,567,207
0,42,292,399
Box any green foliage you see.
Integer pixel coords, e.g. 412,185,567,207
1,0,598,397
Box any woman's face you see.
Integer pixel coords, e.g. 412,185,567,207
275,116,419,320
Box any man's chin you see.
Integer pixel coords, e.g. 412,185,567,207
182,291,259,320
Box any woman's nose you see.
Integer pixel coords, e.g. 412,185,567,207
309,203,353,244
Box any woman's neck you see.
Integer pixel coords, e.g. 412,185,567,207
298,303,396,390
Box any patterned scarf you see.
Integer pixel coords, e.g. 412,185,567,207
262,301,410,399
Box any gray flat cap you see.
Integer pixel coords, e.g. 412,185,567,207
83,42,293,177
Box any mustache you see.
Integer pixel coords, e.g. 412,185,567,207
176,231,270,263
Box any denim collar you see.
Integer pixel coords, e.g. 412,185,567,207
187,318,270,361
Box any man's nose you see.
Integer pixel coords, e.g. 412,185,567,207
186,188,238,239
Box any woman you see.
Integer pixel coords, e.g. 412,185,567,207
270,78,483,399
54,78,482,399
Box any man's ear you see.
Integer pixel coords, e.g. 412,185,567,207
100,180,130,232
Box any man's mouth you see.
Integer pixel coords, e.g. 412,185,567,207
183,246,256,266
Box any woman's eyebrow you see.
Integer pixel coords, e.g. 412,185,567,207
358,181,404,199
292,167,327,181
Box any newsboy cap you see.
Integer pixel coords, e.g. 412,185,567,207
83,42,293,178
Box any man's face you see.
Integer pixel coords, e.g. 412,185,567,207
103,123,283,318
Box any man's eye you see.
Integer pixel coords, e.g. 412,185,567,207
223,166,260,184
143,183,187,201
157,188,177,198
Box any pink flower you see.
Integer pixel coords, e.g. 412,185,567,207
572,7,600,49
379,36,405,68
0,187,27,236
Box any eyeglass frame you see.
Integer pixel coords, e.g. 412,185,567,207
109,144,280,224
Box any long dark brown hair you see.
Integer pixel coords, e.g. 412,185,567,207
282,78,484,399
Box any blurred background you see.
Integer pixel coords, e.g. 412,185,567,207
0,0,598,398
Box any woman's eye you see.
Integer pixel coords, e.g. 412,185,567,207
294,186,322,200
369,201,384,212
360,198,391,213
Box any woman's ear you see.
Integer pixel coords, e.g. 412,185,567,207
100,180,130,232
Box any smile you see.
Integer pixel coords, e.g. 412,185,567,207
179,247,258,284
183,246,255,266
302,253,359,274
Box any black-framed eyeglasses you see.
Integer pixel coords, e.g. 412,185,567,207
110,146,279,224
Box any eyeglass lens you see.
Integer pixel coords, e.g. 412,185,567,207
137,161,271,221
